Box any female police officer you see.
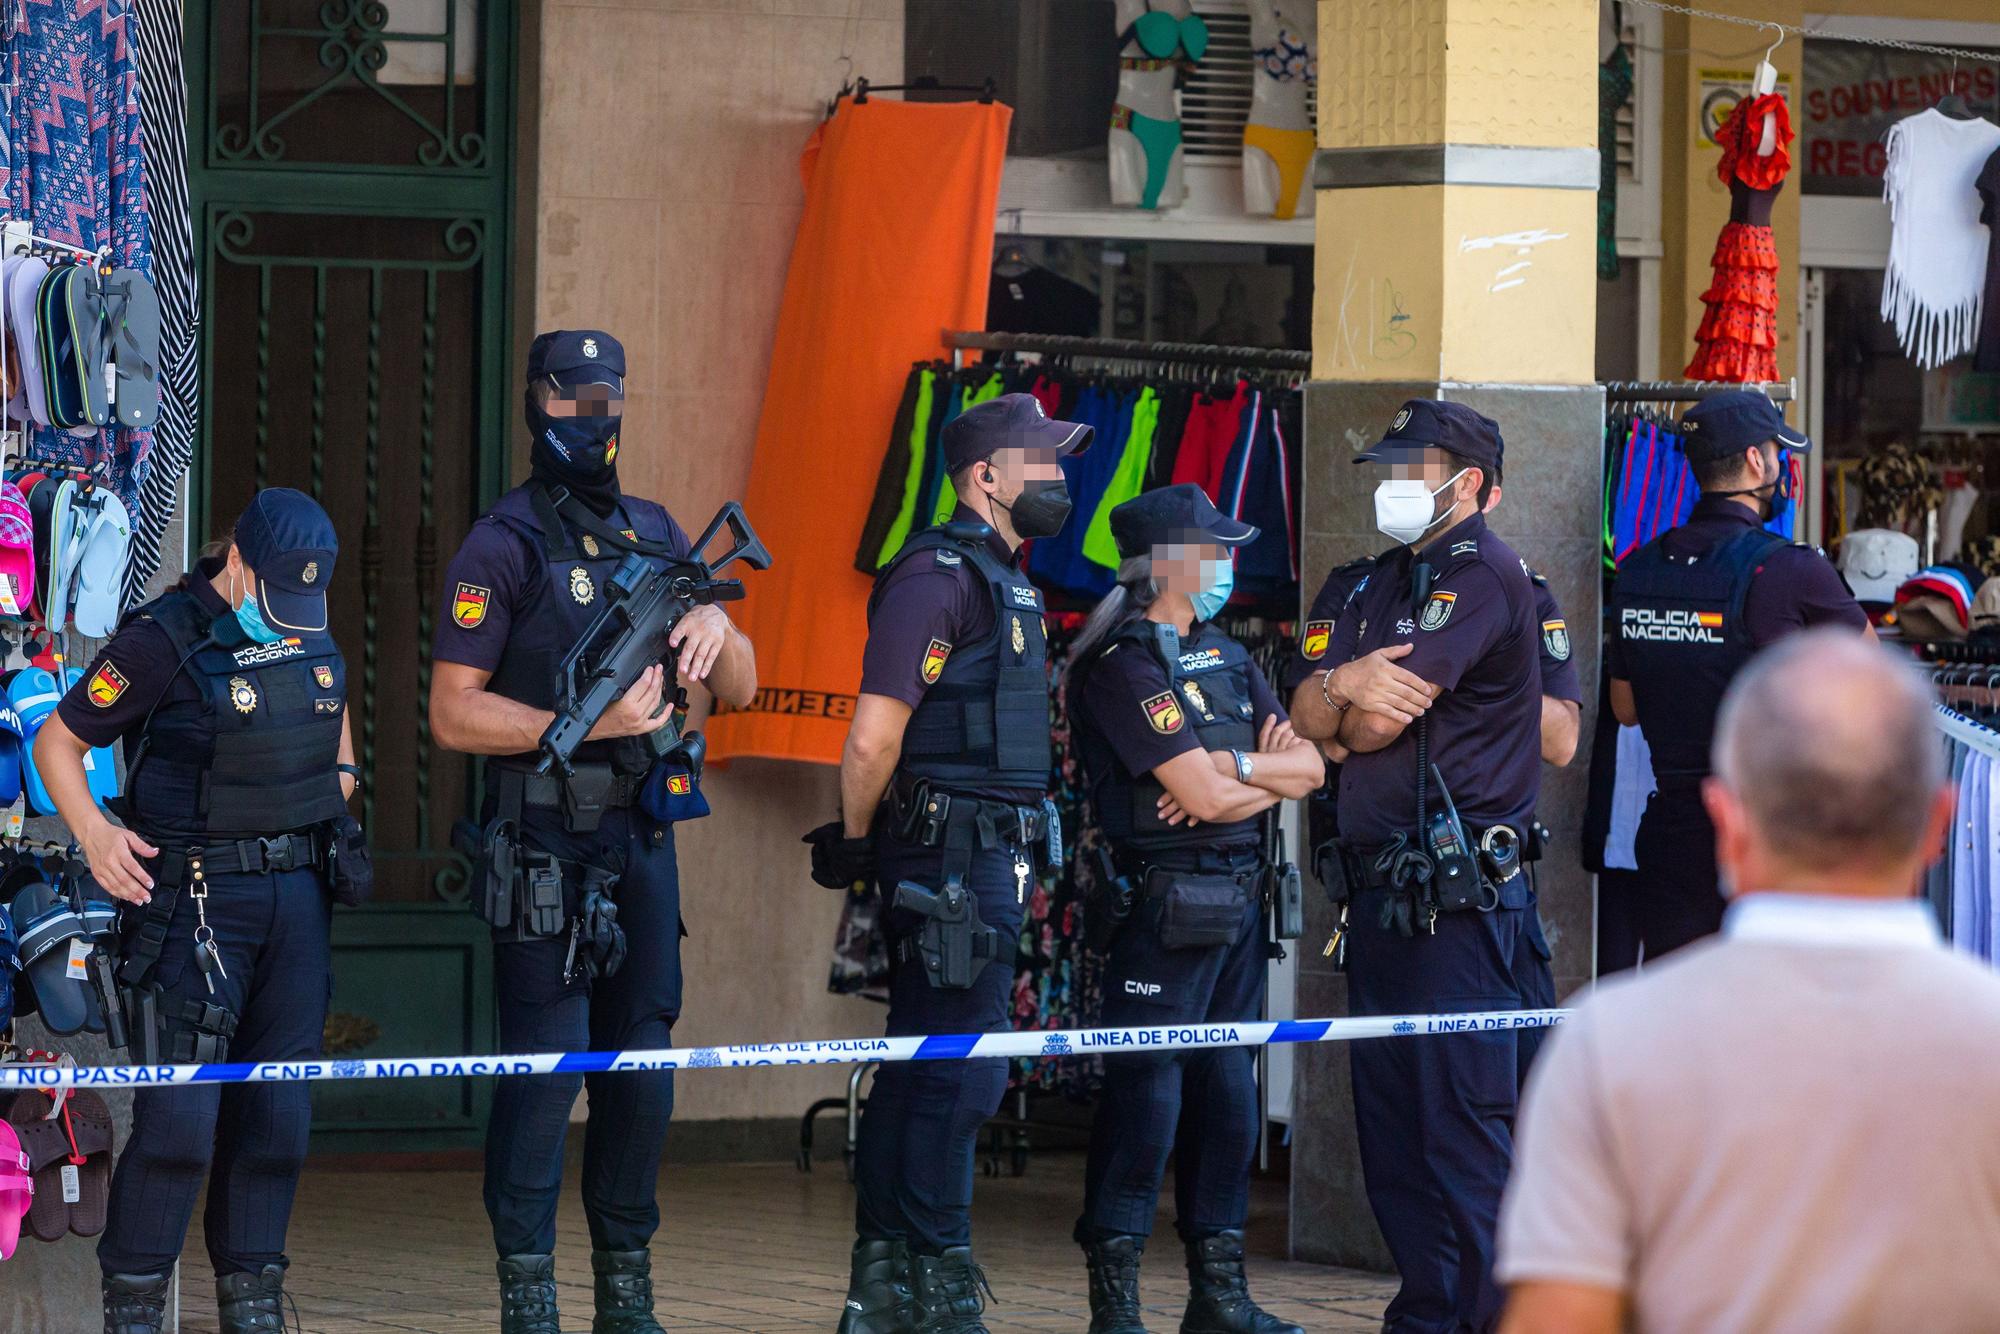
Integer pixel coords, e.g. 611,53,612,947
33,488,358,1334
1066,484,1322,1334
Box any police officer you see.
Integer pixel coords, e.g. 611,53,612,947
428,330,757,1334
1065,484,1321,1334
33,489,359,1334
808,392,1087,1334
1287,400,1541,1334
1608,390,1866,962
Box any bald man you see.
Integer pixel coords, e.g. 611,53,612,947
1497,630,2000,1334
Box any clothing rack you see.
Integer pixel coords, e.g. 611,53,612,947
945,331,1313,375
1935,704,2000,759
1602,379,1796,403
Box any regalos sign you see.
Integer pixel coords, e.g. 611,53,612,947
1802,41,2000,196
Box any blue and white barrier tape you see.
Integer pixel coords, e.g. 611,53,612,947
0,1009,1569,1090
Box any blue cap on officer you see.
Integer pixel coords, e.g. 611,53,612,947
942,393,1093,474
1679,390,1809,462
235,488,338,634
526,329,625,393
1353,399,1504,476
1109,483,1258,561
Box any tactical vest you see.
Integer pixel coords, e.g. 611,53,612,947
483,484,682,773
118,590,349,842
1615,525,1785,789
874,522,1052,792
1087,620,1260,852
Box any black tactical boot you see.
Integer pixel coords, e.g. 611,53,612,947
592,1248,666,1334
1179,1232,1303,1334
837,1237,917,1333
1083,1235,1150,1333
102,1272,170,1334
216,1265,291,1333
910,1246,993,1333
498,1253,563,1334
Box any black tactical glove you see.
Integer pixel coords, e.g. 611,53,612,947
804,820,875,889
570,866,627,981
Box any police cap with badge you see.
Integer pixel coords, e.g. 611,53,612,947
1108,482,1258,558
1677,389,1809,462
1353,398,1503,477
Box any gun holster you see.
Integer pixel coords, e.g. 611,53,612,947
561,764,620,834
327,814,375,906
1269,860,1304,942
891,877,1012,990
453,816,566,942
1083,845,1136,953
111,983,238,1065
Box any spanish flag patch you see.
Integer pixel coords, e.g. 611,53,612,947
88,662,129,708
1301,619,1332,660
453,583,491,629
666,774,693,796
921,639,953,684
1143,691,1184,734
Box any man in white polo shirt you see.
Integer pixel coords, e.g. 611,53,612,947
1496,628,2000,1334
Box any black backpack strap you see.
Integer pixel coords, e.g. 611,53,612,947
532,484,681,560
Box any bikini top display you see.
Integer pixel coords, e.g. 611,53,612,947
1122,0,1209,66
1255,12,1315,82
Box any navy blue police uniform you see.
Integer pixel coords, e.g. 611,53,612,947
1332,402,1541,1334
840,393,1088,1333
434,331,697,1332
1067,483,1306,1334
73,490,352,1332
1607,392,1865,963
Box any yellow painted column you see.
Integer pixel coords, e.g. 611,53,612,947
1312,0,1600,384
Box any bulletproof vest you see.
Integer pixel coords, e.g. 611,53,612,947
1615,524,1785,789
875,522,1052,792
1087,619,1260,852
483,484,681,772
120,589,349,841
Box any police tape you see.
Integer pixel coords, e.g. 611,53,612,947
0,1009,1570,1090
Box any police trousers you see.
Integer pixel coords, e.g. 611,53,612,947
1076,846,1266,1244
483,808,682,1258
852,830,1025,1255
1513,873,1557,1091
1347,887,1522,1334
1625,789,1724,968
98,867,332,1279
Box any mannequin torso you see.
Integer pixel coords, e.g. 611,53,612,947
1110,0,1196,210
1243,0,1316,219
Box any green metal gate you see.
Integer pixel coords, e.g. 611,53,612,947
184,0,520,1151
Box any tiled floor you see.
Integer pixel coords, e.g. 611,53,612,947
175,1151,1394,1332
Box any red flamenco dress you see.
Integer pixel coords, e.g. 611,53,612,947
1687,94,1792,382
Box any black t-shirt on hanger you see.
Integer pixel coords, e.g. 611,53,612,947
987,267,1099,337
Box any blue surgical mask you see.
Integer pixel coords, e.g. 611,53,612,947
236,591,286,644
1766,448,1794,523
1190,557,1234,622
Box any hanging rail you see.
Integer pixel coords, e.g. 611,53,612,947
945,330,1312,373
1934,704,2000,760
1602,379,1795,404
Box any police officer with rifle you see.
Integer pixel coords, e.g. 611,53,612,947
1288,401,1541,1334
34,488,364,1334
1065,484,1322,1334
808,393,1087,1334
429,330,759,1334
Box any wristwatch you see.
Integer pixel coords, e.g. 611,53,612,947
1233,750,1255,784
337,763,363,790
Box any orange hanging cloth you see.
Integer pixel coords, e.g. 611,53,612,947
1687,94,1793,382
705,96,1012,765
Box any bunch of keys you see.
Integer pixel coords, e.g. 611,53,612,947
189,869,227,996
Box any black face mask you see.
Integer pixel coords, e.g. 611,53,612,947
997,477,1072,540
527,390,622,516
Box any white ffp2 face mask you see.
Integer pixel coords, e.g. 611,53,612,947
1373,469,1468,546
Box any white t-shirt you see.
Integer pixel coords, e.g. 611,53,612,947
1881,109,2000,369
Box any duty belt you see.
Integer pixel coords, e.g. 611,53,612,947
489,760,646,833
118,830,331,987
887,775,1048,854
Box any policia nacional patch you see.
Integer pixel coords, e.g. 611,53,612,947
1420,591,1457,631
1542,619,1571,661
921,639,952,684
1143,691,1184,734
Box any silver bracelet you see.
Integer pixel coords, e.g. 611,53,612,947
1318,668,1349,714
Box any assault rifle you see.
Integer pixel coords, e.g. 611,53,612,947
536,501,771,776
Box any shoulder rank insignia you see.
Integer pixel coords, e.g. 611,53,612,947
569,566,595,606
452,582,490,628
1420,591,1457,632
1542,619,1571,661
229,676,259,715
1143,690,1184,734
1450,540,1479,559
87,662,128,708
1301,619,1332,660
922,639,952,684
934,548,962,567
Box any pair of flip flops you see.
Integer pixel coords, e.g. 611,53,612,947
6,873,117,1035
7,473,129,634
0,669,116,815
2,1089,112,1242
0,257,160,435
0,1120,31,1261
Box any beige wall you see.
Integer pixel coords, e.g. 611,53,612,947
533,0,902,1122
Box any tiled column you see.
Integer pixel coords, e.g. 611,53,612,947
1293,0,1602,1268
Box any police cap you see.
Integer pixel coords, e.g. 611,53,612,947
942,393,1092,474
1109,483,1259,561
1680,390,1809,462
235,488,338,634
527,329,625,393
1353,399,1503,476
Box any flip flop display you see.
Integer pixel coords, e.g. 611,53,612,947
7,878,113,1036
66,489,130,638
102,267,160,429
3,258,52,432
35,266,108,432
0,480,35,619
0,1120,31,1262
4,1089,113,1241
